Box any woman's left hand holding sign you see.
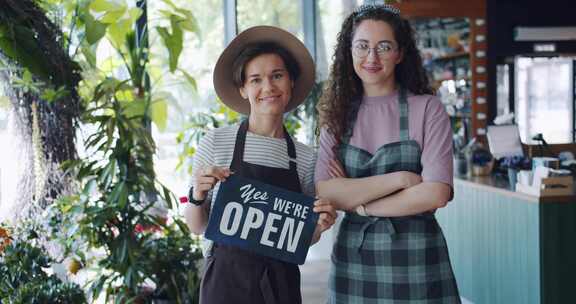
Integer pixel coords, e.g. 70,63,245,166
193,166,233,201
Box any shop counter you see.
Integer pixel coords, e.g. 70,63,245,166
436,175,576,303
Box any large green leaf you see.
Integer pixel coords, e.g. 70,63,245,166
90,0,128,24
156,15,183,73
175,8,200,34
85,13,107,45
40,86,69,103
127,7,142,23
160,0,178,10
81,42,97,68
117,186,128,209
107,18,132,48
100,9,127,24
149,98,168,131
83,178,98,197
90,0,127,24
4,26,51,81
157,9,173,18
89,0,123,12
109,180,126,207
0,37,16,59
0,25,17,59
121,100,146,119
158,5,199,34
22,69,33,83
180,69,197,93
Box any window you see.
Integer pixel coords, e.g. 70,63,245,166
149,0,225,194
237,0,303,40
515,57,574,144
316,0,361,80
496,64,511,116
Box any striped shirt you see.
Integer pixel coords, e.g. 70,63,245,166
191,123,317,255
192,124,316,199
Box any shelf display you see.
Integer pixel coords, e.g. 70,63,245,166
395,0,488,143
411,17,472,139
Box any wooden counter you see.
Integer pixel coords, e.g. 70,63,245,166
436,175,576,303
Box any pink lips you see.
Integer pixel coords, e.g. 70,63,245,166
363,66,382,73
259,95,281,103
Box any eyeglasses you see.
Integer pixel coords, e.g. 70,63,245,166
351,41,398,59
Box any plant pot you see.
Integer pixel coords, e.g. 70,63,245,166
472,159,494,176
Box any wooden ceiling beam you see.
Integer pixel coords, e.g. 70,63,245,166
394,0,486,18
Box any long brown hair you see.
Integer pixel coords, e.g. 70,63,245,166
318,5,433,145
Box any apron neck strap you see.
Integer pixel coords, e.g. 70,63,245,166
341,98,361,144
398,87,410,141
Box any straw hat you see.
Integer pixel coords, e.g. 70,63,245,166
213,26,315,115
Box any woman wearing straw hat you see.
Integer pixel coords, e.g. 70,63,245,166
183,26,337,304
315,4,460,303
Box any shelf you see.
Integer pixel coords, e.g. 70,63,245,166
432,78,471,90
432,51,469,62
433,77,470,83
449,113,471,118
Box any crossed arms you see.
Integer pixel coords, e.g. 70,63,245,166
316,159,451,217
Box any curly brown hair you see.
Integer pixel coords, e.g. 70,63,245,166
318,5,433,146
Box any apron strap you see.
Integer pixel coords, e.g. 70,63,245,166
352,212,439,252
230,119,249,171
231,119,298,174
341,98,361,145
283,125,298,173
346,214,397,252
398,87,410,141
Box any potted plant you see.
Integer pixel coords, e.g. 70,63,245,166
0,224,87,304
140,219,203,303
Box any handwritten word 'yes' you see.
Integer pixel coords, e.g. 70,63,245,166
240,184,269,204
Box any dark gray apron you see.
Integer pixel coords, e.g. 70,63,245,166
200,119,302,304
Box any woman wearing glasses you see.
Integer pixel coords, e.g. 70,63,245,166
315,4,460,303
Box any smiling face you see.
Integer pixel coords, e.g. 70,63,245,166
239,53,294,116
351,19,403,93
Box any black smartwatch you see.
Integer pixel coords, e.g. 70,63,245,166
187,186,206,206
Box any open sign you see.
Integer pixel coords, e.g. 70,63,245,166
205,175,318,265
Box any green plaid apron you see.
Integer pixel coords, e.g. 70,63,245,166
328,88,460,303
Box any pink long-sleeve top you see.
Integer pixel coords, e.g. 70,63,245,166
314,91,453,188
